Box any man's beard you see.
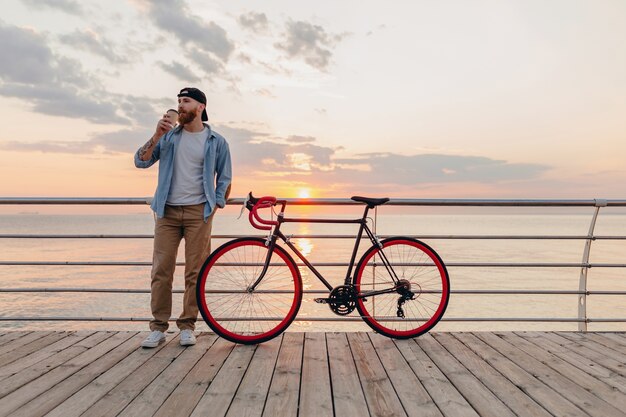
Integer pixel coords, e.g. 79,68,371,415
178,109,197,125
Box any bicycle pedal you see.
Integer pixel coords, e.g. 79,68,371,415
314,298,329,304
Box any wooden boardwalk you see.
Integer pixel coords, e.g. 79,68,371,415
0,331,623,416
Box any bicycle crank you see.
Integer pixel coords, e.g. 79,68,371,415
316,285,357,316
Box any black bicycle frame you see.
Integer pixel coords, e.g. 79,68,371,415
248,204,401,295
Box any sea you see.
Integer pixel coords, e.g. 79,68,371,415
1,204,625,333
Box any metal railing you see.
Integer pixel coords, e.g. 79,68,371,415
1,197,626,331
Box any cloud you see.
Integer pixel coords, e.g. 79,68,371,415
286,135,315,143
254,88,276,98
366,24,387,37
159,61,201,83
0,84,128,124
217,126,548,188
184,47,224,76
137,0,234,62
213,125,332,172
332,153,549,185
0,140,93,154
0,22,75,85
22,0,84,16
116,96,161,127
217,125,549,188
257,61,292,76
238,11,269,34
275,20,347,70
0,22,136,124
0,126,153,155
90,128,154,154
59,29,129,64
0,111,550,192
0,21,168,126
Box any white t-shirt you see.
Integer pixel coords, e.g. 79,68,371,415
166,127,208,205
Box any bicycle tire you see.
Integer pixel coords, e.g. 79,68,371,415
196,237,302,344
354,237,449,338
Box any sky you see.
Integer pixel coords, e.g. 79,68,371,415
1,0,625,200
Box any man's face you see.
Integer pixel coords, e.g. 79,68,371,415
164,111,178,126
177,97,203,125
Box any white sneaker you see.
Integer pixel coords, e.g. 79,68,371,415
141,330,166,348
180,329,196,346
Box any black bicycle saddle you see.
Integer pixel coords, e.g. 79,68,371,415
351,196,390,208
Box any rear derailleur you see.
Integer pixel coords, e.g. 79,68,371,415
396,279,416,319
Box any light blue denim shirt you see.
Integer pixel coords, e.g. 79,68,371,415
134,123,232,222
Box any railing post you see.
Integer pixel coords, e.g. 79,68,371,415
372,206,378,316
578,199,606,331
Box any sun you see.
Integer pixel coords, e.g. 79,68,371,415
297,188,311,199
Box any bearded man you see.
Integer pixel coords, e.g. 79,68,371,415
135,87,232,348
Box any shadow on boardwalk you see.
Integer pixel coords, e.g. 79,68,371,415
0,331,624,416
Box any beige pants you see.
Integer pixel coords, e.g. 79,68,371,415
150,203,213,331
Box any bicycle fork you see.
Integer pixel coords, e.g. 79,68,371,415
246,235,278,292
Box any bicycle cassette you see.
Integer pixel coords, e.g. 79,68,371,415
327,285,357,316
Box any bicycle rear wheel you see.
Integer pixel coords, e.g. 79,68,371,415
196,238,302,344
354,237,449,338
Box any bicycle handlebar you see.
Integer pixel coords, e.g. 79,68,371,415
246,192,283,230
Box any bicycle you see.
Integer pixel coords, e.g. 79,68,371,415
196,193,450,344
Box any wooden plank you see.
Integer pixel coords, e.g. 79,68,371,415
262,333,304,417
475,332,622,417
454,333,588,417
325,332,369,417
0,331,32,347
432,333,552,417
348,332,407,417
154,336,234,417
45,332,176,417
0,332,112,399
497,332,626,410
598,332,626,344
394,338,478,417
0,331,131,417
118,333,217,417
519,332,626,394
370,333,442,417
417,334,516,417
0,331,52,356
225,336,282,417
0,330,619,417
543,332,626,375
190,343,257,417
80,334,186,417
11,332,142,417
584,333,626,354
299,332,334,417
0,332,70,368
0,331,93,381
558,332,624,363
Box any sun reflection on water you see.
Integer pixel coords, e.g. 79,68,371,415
295,237,313,257
293,224,315,291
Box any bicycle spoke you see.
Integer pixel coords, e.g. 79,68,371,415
355,238,449,338
197,239,302,344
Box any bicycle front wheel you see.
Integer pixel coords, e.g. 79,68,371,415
354,237,449,338
196,238,302,344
